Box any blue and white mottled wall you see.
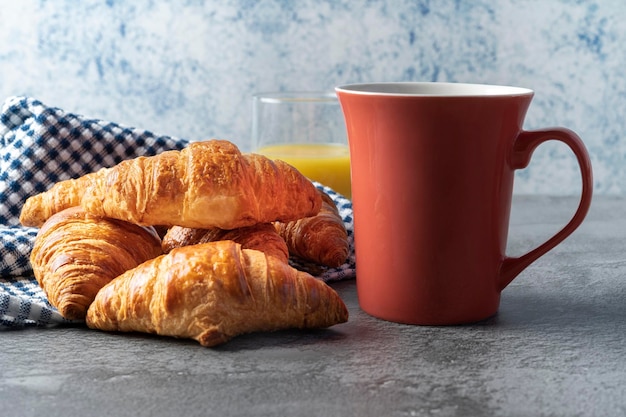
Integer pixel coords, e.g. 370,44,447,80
0,0,624,195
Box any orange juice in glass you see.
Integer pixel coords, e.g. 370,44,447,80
252,92,351,198
256,143,351,198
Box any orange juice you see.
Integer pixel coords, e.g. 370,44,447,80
257,143,351,198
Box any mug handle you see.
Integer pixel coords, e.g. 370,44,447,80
499,127,593,290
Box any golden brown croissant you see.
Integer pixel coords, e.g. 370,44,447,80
86,240,348,347
19,140,322,229
30,206,163,320
274,190,349,268
20,172,101,227
162,223,289,264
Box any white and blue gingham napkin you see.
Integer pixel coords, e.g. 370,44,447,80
0,96,355,328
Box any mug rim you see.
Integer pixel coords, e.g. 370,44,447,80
335,82,534,97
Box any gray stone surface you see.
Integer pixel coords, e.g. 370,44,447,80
1,196,625,417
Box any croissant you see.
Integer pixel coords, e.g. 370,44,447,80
20,140,322,229
30,206,163,320
162,223,289,264
86,240,349,347
274,190,349,267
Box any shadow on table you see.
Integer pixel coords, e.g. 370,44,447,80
476,287,626,333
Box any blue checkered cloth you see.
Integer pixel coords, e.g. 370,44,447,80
0,96,355,328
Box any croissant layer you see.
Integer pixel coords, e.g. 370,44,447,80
275,190,349,267
30,206,163,320
82,140,322,229
20,140,322,229
162,223,289,264
86,241,348,346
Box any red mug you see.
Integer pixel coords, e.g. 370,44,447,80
335,82,593,325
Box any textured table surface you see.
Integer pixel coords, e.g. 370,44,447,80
2,196,625,417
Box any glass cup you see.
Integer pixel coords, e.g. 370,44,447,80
251,91,351,198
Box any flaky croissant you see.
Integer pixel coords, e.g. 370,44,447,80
20,140,322,229
274,190,349,268
86,240,348,347
162,223,289,264
30,206,163,320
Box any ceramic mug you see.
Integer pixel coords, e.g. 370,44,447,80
335,82,593,325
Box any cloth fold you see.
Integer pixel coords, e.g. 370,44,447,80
0,96,355,328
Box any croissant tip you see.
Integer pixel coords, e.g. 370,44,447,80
196,326,232,347
336,304,349,324
58,303,88,321
341,311,349,324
